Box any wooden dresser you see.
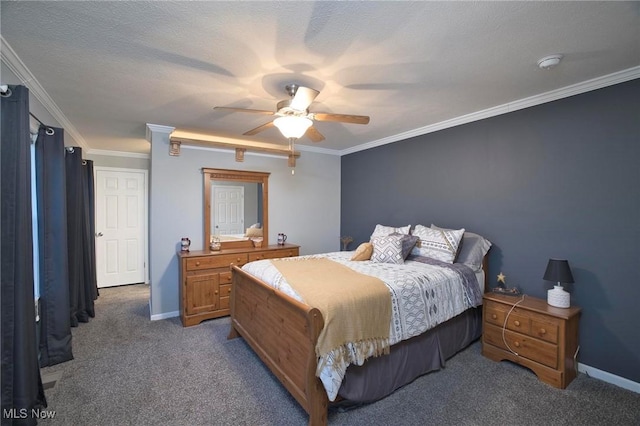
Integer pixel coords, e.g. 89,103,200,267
178,243,299,327
482,292,581,389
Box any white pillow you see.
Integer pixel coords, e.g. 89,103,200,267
370,224,411,239
411,224,465,264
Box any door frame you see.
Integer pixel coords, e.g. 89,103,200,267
94,166,149,286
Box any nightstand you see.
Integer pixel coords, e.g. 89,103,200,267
482,292,581,389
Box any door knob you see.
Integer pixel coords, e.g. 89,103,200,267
95,232,104,237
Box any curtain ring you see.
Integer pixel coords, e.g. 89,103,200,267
46,127,55,135
0,87,11,97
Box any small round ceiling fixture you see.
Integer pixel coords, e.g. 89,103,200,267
538,54,563,70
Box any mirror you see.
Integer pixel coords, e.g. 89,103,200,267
203,168,269,250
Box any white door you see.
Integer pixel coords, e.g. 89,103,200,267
212,185,244,235
95,168,147,288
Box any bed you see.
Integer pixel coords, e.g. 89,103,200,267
228,225,491,425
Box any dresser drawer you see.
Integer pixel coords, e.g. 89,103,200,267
186,253,249,271
484,323,558,369
248,249,298,261
219,271,232,285
219,283,232,310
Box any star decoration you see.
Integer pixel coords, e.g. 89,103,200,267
497,272,506,284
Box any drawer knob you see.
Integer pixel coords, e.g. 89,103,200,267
514,320,521,327
195,261,200,266
214,291,218,295
540,328,547,335
491,314,497,320
237,257,241,262
514,341,520,348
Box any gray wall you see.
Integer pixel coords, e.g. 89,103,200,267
148,128,341,318
85,153,150,170
341,79,640,383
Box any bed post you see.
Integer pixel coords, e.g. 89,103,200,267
229,266,330,426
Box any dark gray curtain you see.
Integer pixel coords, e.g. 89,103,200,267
82,160,98,307
65,148,96,325
35,125,73,367
1,85,47,424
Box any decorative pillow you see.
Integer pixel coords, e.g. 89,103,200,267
370,235,405,264
370,224,411,239
411,224,465,264
431,225,491,270
391,232,420,260
245,227,263,238
350,242,374,261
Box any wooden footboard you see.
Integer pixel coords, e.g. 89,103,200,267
228,266,329,426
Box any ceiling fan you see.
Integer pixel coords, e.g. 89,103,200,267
214,84,370,142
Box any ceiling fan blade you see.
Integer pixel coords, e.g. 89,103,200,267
312,112,370,125
305,126,325,143
290,86,320,111
243,121,275,136
214,106,274,115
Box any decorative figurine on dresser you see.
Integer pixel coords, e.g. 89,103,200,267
482,268,582,389
178,167,300,327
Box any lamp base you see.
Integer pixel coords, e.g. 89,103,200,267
547,285,570,308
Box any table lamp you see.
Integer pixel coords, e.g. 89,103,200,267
543,258,574,308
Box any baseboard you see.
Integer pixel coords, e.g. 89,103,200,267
150,310,179,321
578,363,640,394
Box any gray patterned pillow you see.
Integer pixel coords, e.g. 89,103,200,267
370,235,405,264
411,224,465,263
391,232,420,259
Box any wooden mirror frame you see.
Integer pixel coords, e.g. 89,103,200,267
203,168,270,250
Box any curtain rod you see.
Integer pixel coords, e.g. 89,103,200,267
1,84,55,135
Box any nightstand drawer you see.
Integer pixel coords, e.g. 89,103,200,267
506,313,531,335
484,324,558,369
531,318,559,344
186,254,249,271
484,302,506,327
484,301,531,334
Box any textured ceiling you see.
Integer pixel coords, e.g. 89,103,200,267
1,1,639,155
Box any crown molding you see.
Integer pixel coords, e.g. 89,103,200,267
87,149,150,160
145,123,176,141
340,66,640,156
1,36,90,152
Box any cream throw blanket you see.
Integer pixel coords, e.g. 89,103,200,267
271,258,392,373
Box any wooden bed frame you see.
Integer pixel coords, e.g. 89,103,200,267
228,256,489,426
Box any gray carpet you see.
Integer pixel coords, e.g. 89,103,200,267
40,284,640,425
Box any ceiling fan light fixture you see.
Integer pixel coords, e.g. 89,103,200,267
274,116,312,139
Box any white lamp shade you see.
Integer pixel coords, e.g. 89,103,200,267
274,116,312,139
